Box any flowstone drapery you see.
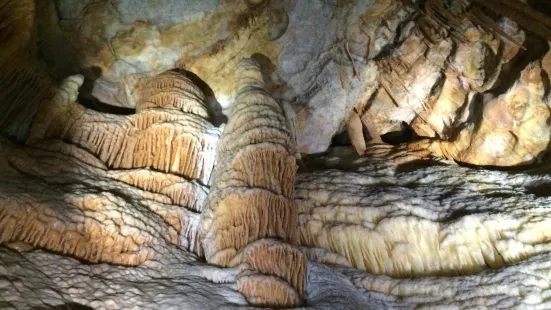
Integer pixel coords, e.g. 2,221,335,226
2,0,551,309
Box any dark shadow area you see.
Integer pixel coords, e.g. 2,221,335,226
395,159,449,174
487,32,550,98
331,130,352,147
440,208,496,224
78,67,135,115
251,52,280,93
525,182,551,197
454,156,551,176
447,92,486,144
380,121,419,145
32,302,94,310
169,68,227,127
543,68,551,98
35,0,80,80
528,0,551,17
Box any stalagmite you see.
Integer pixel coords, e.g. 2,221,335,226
201,59,305,307
1,0,551,309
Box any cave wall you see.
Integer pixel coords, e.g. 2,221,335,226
52,0,413,153
49,0,551,165
2,0,551,309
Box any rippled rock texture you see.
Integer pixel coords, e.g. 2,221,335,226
350,1,551,167
53,0,551,160
2,0,551,309
53,0,414,153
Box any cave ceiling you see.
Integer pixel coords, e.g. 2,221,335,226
1,0,551,309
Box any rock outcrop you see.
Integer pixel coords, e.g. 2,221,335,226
0,68,218,264
201,59,305,307
4,142,551,309
297,144,551,277
349,0,551,167
52,0,413,153
2,0,551,309
27,70,220,185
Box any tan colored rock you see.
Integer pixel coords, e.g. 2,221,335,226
201,59,305,307
296,143,551,278
5,1,551,309
347,1,551,168
53,0,416,153
353,21,525,144
0,137,182,265
27,71,221,184
0,2,218,261
0,69,215,263
358,33,447,138
422,61,551,166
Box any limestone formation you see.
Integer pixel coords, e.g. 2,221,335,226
350,0,551,167
419,60,551,166
3,0,551,309
27,70,221,185
0,70,214,263
4,142,551,309
51,0,416,153
201,59,305,307
297,144,551,277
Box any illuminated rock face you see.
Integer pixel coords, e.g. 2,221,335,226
349,15,551,166
4,136,551,309
201,59,306,307
54,0,551,159
422,60,551,166
54,0,413,154
28,71,220,185
297,145,551,278
3,0,551,309
1,69,218,265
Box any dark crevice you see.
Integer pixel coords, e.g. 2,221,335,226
31,302,94,310
77,66,135,115
331,130,352,147
380,121,419,145
527,0,551,18
542,68,550,98
486,33,550,98
525,182,551,197
453,158,551,175
395,159,448,173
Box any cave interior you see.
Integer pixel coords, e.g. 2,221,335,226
2,0,551,309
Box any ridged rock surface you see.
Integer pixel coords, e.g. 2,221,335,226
52,0,414,154
348,1,551,167
27,71,220,185
0,69,218,264
201,59,305,307
3,0,551,309
297,145,551,278
4,142,551,309
52,0,551,159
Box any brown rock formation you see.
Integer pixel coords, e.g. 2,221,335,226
201,59,305,307
0,67,217,264
27,71,220,184
3,0,551,309
350,0,551,167
421,60,551,166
